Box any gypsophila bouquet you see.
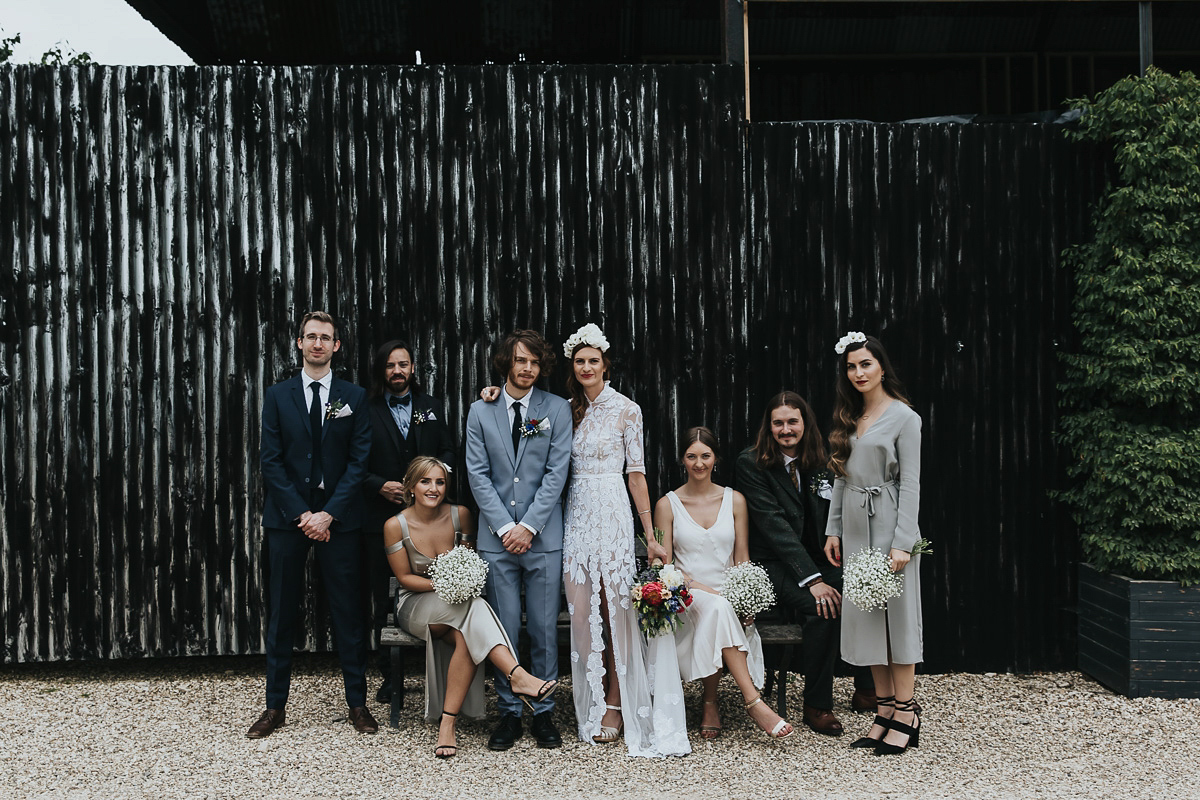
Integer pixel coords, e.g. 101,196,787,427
428,546,489,605
721,562,776,619
630,562,693,638
842,539,933,612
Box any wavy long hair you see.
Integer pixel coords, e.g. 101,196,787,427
751,391,827,472
828,335,911,477
565,343,612,429
493,329,556,381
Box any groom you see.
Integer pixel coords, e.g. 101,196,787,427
465,330,572,750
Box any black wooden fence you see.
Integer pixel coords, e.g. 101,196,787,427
0,65,1105,671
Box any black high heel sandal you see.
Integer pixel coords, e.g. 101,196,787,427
508,664,558,711
874,698,920,755
850,694,895,748
435,710,458,759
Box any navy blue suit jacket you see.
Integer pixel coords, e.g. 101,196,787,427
260,374,371,531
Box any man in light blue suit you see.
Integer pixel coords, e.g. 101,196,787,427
466,330,572,751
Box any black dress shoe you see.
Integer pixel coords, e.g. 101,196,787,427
375,680,393,704
488,713,523,751
530,710,562,749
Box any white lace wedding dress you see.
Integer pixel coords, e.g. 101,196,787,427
563,383,691,757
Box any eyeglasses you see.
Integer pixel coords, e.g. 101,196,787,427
302,333,335,344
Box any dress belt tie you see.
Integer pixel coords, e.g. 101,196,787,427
846,480,897,517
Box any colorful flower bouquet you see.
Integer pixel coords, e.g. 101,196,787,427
721,562,776,619
843,538,933,612
630,562,693,638
428,546,489,605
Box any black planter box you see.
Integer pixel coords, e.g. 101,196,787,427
1078,562,1200,698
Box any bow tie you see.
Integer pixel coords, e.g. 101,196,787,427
388,394,411,408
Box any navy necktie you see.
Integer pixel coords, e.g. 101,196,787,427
511,402,523,455
389,394,411,408
309,383,323,487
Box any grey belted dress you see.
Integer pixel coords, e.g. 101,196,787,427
825,401,923,666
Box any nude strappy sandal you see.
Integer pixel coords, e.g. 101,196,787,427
592,704,624,743
745,695,794,739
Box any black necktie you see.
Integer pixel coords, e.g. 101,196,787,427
310,383,323,487
511,401,523,455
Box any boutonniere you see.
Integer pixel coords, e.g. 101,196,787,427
413,409,437,425
808,470,833,500
519,418,550,438
325,399,353,420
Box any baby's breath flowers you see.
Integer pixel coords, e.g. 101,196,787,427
427,546,490,605
721,562,776,619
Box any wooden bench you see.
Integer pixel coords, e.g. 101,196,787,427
380,577,572,728
379,579,804,726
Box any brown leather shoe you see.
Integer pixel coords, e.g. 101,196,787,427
851,689,878,712
802,705,844,736
348,706,379,734
247,709,285,739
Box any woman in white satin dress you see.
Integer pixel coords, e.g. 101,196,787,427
655,427,794,740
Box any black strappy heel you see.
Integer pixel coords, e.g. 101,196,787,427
874,698,920,755
435,711,458,759
850,695,895,748
508,664,558,711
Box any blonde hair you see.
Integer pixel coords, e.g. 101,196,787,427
400,456,452,507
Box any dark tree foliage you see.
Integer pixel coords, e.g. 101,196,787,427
1058,67,1200,584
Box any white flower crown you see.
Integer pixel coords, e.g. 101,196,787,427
834,331,868,355
563,323,610,357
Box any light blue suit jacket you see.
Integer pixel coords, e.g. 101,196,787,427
465,387,572,554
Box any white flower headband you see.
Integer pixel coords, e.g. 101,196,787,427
563,323,610,357
834,331,868,355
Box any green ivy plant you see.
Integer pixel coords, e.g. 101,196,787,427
1057,67,1200,585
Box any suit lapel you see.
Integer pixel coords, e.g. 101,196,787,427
410,394,430,449
515,388,545,468
290,376,314,439
372,396,405,455
492,394,516,468
772,465,803,506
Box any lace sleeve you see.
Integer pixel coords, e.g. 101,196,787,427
622,401,647,474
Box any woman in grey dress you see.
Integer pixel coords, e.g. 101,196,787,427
384,456,557,758
822,333,923,756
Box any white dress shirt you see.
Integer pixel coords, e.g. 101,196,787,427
302,370,332,489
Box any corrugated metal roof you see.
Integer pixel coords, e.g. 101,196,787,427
124,1,1200,65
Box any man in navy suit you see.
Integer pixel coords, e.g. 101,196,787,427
465,330,572,750
362,339,456,701
248,311,378,739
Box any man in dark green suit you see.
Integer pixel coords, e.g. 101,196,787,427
736,391,873,736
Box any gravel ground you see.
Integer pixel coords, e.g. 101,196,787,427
1,654,1197,800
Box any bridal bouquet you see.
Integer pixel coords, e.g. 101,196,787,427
428,546,489,605
843,539,933,612
630,562,693,638
721,562,776,619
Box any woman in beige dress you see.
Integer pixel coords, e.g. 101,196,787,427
823,333,924,756
385,456,557,758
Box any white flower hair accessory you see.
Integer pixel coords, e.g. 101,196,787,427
563,323,610,358
834,331,868,355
